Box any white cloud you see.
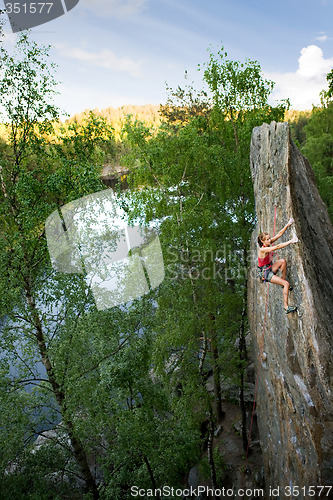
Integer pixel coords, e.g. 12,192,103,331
57,46,143,77
297,45,332,79
266,45,333,109
79,0,148,18
315,33,328,42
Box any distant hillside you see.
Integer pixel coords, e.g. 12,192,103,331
68,104,162,138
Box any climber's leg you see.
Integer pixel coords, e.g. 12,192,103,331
270,275,290,309
272,258,287,279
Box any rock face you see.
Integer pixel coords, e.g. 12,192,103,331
248,122,333,493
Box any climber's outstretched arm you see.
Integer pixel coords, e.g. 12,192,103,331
260,236,298,254
271,218,294,243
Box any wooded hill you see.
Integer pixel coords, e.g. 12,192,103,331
68,104,162,140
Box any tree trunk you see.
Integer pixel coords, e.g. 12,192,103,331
209,313,224,422
211,333,224,422
238,258,249,452
24,275,99,499
142,455,160,500
239,371,248,452
207,408,219,497
229,108,240,153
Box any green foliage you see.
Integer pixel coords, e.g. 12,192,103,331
202,46,278,114
198,446,227,485
160,76,211,127
285,69,333,221
0,26,203,497
0,27,109,498
327,69,333,98
287,110,311,148
58,111,115,165
321,68,333,102
301,102,333,220
0,30,60,166
101,330,202,499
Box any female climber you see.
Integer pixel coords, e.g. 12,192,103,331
257,218,298,314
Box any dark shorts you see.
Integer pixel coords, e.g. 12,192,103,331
257,265,275,283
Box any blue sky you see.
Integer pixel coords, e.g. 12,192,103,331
2,0,333,116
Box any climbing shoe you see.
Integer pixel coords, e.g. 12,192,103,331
285,306,297,314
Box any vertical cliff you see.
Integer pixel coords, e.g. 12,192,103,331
248,122,333,493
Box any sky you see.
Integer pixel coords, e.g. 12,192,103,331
1,0,333,117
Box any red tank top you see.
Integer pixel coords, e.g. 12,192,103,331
258,252,272,267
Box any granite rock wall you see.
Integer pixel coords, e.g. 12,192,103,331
248,121,333,495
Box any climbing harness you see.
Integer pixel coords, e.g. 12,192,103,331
257,263,273,283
